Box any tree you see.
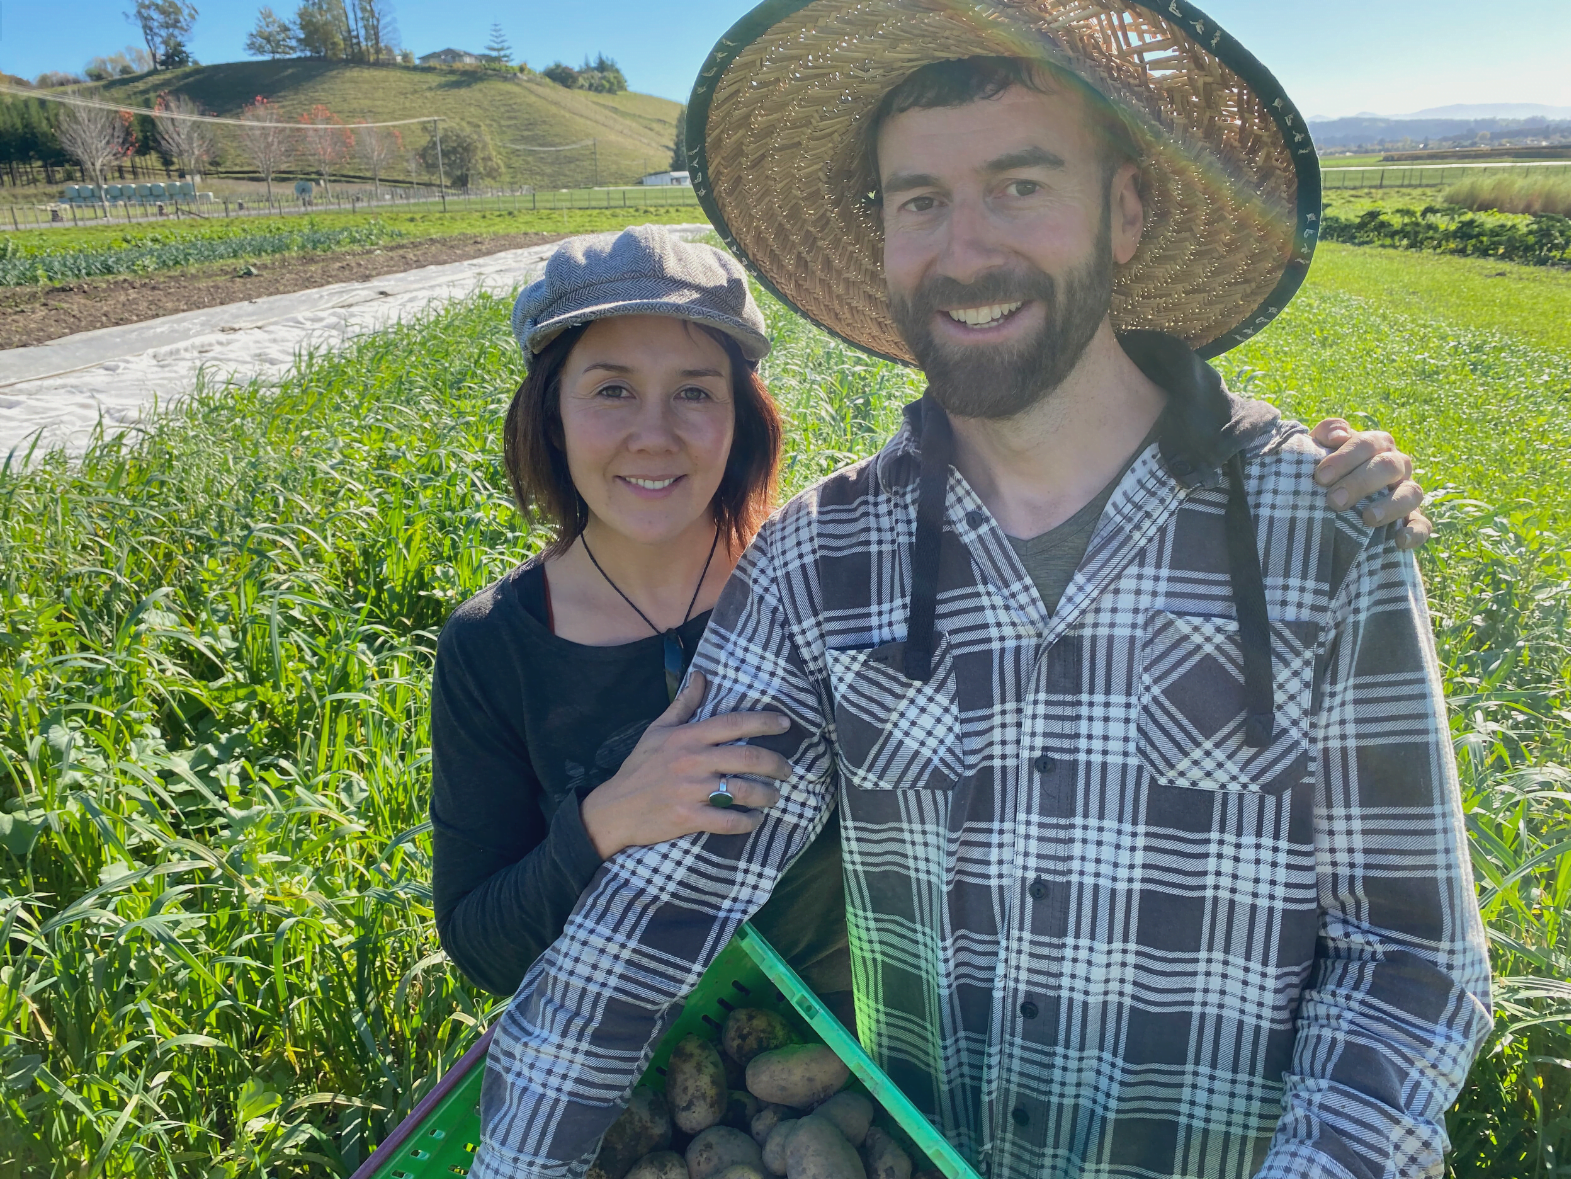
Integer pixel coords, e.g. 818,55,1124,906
541,62,577,89
85,48,150,80
245,7,298,58
33,72,86,88
57,102,134,194
295,0,346,59
354,118,400,197
125,1,199,72
238,96,289,201
417,122,496,191
152,92,215,178
671,104,687,172
298,104,353,192
483,23,511,68
355,0,398,63
577,53,626,94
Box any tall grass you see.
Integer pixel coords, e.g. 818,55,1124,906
0,255,1568,1175
1446,172,1571,218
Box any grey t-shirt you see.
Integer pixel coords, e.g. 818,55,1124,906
1007,429,1157,615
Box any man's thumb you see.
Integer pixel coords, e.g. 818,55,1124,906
656,670,705,727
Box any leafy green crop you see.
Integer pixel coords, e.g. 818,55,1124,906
1322,204,1571,266
0,241,1567,1175
0,219,406,287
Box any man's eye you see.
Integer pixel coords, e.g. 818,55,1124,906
1006,180,1040,197
901,195,938,214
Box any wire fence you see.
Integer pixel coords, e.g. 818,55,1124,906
2,182,704,231
1321,160,1571,190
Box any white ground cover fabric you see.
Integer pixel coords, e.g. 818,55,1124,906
0,225,710,461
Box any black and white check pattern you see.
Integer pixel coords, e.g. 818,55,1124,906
474,366,1491,1179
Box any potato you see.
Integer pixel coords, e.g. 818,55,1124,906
687,1126,765,1179
667,1034,729,1134
724,1090,763,1131
785,1114,866,1179
745,1045,850,1109
762,1119,801,1175
715,1166,770,1179
723,1007,796,1065
626,1152,689,1179
810,1093,871,1147
751,1104,792,1148
593,1087,674,1179
861,1129,911,1179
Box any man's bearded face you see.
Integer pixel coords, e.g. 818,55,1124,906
888,202,1113,420
875,83,1129,420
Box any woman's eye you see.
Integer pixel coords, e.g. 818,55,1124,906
676,385,713,402
596,383,633,399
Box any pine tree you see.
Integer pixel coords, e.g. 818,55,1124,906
483,23,512,68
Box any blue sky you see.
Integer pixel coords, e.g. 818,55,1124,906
3,0,1568,119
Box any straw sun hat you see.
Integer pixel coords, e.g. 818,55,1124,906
685,0,1322,363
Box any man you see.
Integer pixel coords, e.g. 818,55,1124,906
475,3,1488,1178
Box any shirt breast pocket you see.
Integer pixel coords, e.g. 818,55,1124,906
825,631,964,792
1138,610,1320,795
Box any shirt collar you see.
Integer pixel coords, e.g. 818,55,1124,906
873,331,1281,498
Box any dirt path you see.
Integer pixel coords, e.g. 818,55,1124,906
0,232,572,349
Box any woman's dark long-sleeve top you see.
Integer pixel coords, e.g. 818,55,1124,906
429,559,849,1000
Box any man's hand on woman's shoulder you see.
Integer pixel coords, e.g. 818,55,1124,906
1309,418,1431,551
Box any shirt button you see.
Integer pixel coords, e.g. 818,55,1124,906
1033,754,1058,773
1019,1000,1039,1019
1028,878,1048,901
964,510,985,529
1011,1106,1030,1127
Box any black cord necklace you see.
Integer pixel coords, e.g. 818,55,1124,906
581,525,721,701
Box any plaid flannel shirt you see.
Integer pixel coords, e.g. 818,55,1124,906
474,337,1491,1179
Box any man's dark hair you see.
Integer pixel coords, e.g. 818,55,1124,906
503,321,782,558
863,56,1142,200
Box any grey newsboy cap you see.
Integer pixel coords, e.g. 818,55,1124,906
511,224,769,361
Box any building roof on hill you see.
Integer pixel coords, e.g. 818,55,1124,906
418,48,483,64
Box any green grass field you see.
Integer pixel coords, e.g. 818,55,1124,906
0,237,1567,1175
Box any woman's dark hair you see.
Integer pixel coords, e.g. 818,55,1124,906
503,319,782,559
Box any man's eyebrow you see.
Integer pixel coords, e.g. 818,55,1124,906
984,146,1067,173
880,171,942,197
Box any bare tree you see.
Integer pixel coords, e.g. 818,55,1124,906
298,104,353,194
57,102,134,197
354,119,400,198
152,92,215,179
238,96,289,202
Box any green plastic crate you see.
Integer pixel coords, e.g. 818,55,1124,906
350,922,980,1179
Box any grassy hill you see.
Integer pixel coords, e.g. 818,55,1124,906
91,60,684,189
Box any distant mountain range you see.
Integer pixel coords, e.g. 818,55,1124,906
1307,104,1571,149
1310,104,1571,122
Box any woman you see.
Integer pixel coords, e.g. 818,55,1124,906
429,225,1428,1019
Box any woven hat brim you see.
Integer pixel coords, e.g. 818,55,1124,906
687,0,1321,363
527,298,771,362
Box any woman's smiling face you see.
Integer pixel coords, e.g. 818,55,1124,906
557,314,737,548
